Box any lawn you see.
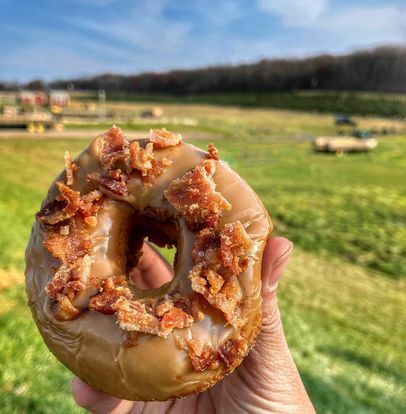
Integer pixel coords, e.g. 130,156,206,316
0,105,405,413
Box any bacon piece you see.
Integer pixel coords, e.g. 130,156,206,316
207,143,219,161
188,265,243,327
172,293,205,322
43,216,92,265
113,297,160,335
187,339,220,372
97,126,129,169
141,159,169,187
219,339,247,368
164,160,231,230
36,185,102,226
220,221,252,275
88,170,128,196
129,141,154,176
46,265,72,299
89,276,132,315
36,199,69,225
192,221,251,277
64,150,78,186
160,307,194,332
53,294,82,321
149,129,182,149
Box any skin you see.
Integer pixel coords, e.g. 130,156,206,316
71,237,316,414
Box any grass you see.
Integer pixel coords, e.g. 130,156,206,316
0,104,405,413
106,90,406,118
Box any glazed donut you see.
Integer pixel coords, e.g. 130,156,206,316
25,127,272,401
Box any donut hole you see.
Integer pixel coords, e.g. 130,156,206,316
126,215,178,290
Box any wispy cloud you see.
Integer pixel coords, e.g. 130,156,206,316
259,0,327,27
0,0,404,81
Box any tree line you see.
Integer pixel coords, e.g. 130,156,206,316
1,46,405,94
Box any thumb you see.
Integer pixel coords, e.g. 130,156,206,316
241,237,316,413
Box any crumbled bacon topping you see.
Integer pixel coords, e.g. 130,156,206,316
64,150,78,186
207,143,219,161
43,216,92,265
164,160,231,230
192,221,252,277
46,265,72,299
149,129,182,149
218,338,247,368
189,344,220,372
97,126,129,169
53,294,82,321
89,276,131,315
140,158,168,187
114,297,160,335
36,184,102,226
129,141,154,176
160,306,194,332
88,170,129,197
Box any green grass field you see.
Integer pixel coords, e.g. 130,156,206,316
0,105,405,413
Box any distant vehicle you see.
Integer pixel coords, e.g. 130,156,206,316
335,114,356,126
0,106,62,133
313,136,377,154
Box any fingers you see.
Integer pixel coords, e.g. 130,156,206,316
71,377,135,414
129,242,173,289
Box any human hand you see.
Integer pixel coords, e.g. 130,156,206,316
72,237,316,414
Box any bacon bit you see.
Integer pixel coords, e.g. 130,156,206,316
89,276,131,315
63,280,87,303
207,143,219,161
129,141,154,176
43,217,92,265
188,341,220,372
149,129,182,149
64,150,78,186
156,299,174,317
170,293,205,322
188,265,243,327
88,171,128,196
141,159,167,187
164,160,231,230
220,221,252,275
206,269,224,295
98,126,129,169
60,225,70,235
53,294,82,321
161,157,173,168
192,228,221,270
113,297,160,335
192,221,251,277
219,338,247,368
84,216,97,227
123,331,141,348
70,254,92,283
36,199,70,225
160,307,194,332
46,265,72,299
36,184,102,226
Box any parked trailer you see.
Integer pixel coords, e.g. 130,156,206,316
313,136,378,154
0,110,62,133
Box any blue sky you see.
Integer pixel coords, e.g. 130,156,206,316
0,0,404,82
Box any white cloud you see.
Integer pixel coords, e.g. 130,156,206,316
320,4,406,45
259,0,328,26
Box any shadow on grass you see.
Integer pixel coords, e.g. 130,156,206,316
319,346,405,383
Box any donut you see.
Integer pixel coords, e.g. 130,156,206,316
25,126,272,401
